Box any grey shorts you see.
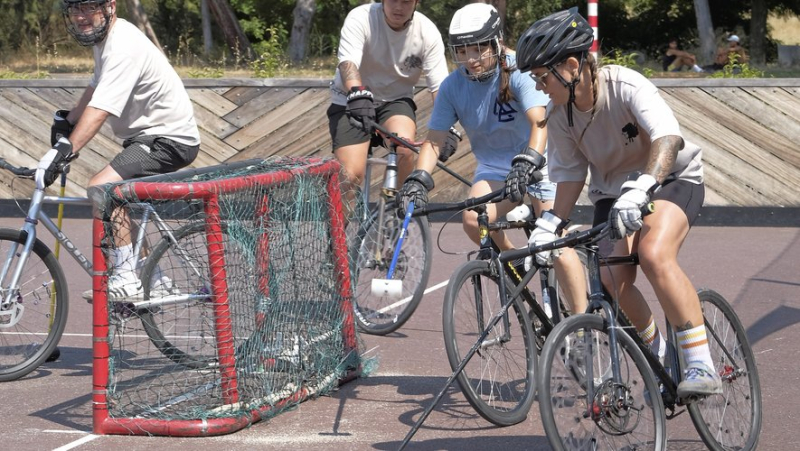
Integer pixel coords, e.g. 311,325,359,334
110,136,199,180
327,98,417,151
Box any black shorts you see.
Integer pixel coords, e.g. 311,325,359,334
592,179,705,227
327,98,417,151
110,136,200,180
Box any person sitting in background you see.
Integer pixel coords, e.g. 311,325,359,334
662,39,703,73
707,35,749,71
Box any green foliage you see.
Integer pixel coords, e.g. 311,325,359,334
186,66,225,78
601,48,653,77
708,53,768,78
251,24,289,78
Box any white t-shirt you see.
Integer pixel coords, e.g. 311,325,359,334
547,65,703,204
330,3,448,105
88,19,200,146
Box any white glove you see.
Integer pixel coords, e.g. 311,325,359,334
609,173,658,240
524,210,565,270
35,137,74,188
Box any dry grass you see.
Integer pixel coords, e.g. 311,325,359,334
769,13,800,45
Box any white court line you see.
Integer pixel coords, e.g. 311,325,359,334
52,433,100,451
376,279,449,313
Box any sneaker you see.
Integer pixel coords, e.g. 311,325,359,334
107,273,144,301
677,361,722,399
148,276,180,298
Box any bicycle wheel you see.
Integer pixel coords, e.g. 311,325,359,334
442,259,537,426
350,203,431,335
538,314,667,451
0,229,68,381
686,288,762,451
139,222,222,369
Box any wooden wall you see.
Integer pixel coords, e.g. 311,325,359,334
1,78,798,207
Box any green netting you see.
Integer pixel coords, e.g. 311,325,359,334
90,157,369,431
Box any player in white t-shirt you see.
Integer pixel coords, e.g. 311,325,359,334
397,3,587,314
516,8,720,398
37,0,201,308
327,0,448,206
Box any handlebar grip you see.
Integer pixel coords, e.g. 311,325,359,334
642,202,655,216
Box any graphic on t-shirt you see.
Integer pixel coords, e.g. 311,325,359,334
403,55,423,71
622,122,639,143
494,98,518,123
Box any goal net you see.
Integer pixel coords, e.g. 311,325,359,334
88,158,363,436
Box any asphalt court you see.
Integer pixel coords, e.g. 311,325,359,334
0,216,797,451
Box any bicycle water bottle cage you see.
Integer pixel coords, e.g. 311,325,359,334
0,301,24,328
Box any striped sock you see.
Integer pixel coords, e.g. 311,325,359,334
676,324,715,369
638,318,665,362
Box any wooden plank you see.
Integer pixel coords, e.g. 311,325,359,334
747,87,800,119
194,128,239,164
187,88,238,117
223,86,269,106
223,87,322,128
191,101,239,139
224,89,328,151
665,89,800,196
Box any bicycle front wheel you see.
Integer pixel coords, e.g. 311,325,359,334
0,229,68,382
351,204,431,335
686,288,762,451
538,314,667,451
139,222,222,369
442,260,537,426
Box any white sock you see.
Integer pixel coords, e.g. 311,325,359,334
676,324,715,370
638,318,666,363
692,64,703,72
114,244,136,276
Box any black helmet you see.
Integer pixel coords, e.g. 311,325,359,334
62,0,114,47
516,8,593,72
448,3,503,82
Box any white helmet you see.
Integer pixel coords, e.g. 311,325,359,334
448,3,503,82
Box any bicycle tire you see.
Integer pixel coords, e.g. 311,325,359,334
139,222,224,369
686,288,762,451
350,203,432,335
538,314,667,451
442,259,537,426
0,229,68,382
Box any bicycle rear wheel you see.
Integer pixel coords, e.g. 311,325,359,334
139,222,223,369
442,260,537,426
351,203,431,335
538,314,667,451
685,288,762,451
0,229,68,381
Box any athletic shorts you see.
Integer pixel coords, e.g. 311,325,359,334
327,98,417,151
592,179,704,256
110,135,200,180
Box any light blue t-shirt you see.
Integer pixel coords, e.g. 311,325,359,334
428,53,550,182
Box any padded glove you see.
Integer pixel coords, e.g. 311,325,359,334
36,137,75,188
396,169,434,218
50,109,74,146
346,86,376,130
438,127,463,163
524,210,567,269
505,147,545,204
609,172,659,240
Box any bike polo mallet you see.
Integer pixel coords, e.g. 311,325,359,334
370,201,415,299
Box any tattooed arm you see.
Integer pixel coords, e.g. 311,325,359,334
645,135,682,184
338,61,363,91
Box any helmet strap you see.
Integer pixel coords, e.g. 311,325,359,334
551,53,587,127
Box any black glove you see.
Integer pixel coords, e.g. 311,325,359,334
505,147,546,204
36,138,75,188
346,86,376,130
396,169,434,218
438,127,463,163
50,110,74,146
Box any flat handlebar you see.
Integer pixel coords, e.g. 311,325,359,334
414,188,506,217
499,222,609,264
0,158,35,178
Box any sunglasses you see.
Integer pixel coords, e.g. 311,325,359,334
529,62,564,87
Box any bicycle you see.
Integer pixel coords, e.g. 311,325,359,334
398,188,587,447
347,117,470,335
0,157,234,379
529,222,762,450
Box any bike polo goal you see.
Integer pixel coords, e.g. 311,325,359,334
89,158,365,436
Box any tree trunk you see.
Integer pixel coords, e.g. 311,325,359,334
750,0,767,66
208,0,254,61
201,0,213,56
124,0,163,53
692,0,716,65
289,0,316,63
